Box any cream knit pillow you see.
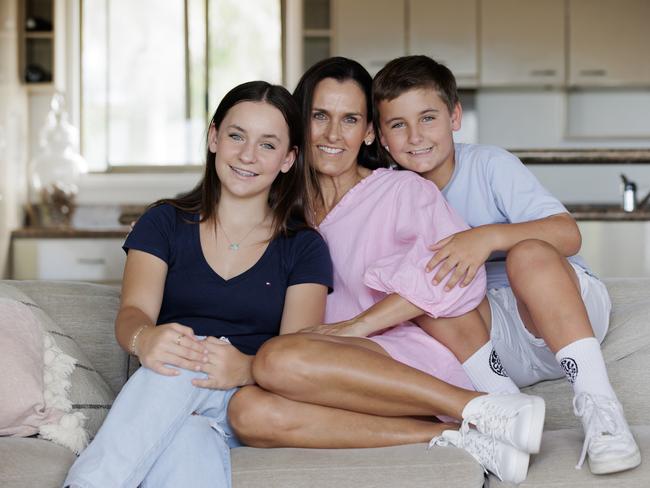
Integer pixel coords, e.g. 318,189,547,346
0,298,87,452
0,284,114,453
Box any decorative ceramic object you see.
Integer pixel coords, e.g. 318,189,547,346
29,92,88,227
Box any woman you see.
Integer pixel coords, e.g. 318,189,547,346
227,58,544,485
63,81,333,488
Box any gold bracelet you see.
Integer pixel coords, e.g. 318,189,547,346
130,325,150,356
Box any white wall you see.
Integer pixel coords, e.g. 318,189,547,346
477,88,650,149
477,89,650,204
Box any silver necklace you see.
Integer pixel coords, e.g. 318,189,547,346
217,215,267,251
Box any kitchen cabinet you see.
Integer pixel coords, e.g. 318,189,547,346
578,221,650,278
408,0,478,87
569,0,650,86
331,0,405,76
12,237,126,283
18,0,56,87
303,0,332,71
480,0,565,86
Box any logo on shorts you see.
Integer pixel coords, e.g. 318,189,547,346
560,357,579,384
489,349,509,377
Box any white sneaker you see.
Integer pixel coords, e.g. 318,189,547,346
573,392,641,474
429,429,530,484
461,393,546,453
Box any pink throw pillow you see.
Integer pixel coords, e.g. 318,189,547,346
0,299,64,436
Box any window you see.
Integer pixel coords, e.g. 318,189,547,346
81,0,282,171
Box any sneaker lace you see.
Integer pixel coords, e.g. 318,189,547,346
573,392,622,470
428,431,502,481
461,401,513,444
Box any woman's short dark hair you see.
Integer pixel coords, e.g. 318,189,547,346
155,80,314,235
293,57,387,171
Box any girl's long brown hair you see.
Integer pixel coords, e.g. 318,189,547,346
153,81,315,237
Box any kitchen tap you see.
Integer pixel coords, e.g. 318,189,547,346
620,174,637,212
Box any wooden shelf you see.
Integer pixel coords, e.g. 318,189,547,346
25,31,54,39
303,29,331,37
18,0,55,85
25,82,56,93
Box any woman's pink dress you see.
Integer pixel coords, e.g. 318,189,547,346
319,168,486,390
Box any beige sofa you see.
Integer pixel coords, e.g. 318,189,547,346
1,279,648,487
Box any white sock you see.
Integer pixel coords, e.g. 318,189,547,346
462,342,519,394
555,337,616,399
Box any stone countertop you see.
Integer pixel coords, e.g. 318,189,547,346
11,203,650,241
565,204,650,221
12,227,130,238
513,149,650,164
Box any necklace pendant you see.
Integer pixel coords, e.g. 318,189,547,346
229,243,240,251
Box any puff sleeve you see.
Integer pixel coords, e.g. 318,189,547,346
363,174,486,318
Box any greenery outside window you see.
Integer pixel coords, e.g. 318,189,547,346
81,0,282,171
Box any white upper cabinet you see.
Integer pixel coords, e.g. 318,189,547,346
480,0,565,86
569,0,650,86
331,0,405,76
408,0,478,87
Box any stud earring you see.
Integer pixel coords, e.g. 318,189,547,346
364,139,373,146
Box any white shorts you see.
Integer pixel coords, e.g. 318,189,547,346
488,264,612,388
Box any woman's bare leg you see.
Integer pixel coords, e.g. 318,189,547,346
252,333,482,420
228,385,452,448
415,301,492,362
247,334,546,484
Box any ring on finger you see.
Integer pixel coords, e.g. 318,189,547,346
176,334,183,346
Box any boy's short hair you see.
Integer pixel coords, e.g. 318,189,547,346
373,55,459,115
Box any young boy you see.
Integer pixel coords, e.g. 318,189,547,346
372,55,640,476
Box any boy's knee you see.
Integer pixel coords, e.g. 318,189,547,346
506,239,558,275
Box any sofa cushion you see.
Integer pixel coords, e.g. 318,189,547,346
7,280,126,394
488,426,649,487
0,283,114,442
0,437,75,488
232,443,485,488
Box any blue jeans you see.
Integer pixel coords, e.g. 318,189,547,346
63,366,241,488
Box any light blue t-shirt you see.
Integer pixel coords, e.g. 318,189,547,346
442,143,591,289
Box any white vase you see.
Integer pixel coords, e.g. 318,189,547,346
29,92,88,227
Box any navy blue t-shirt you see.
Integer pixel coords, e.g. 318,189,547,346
123,204,333,355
